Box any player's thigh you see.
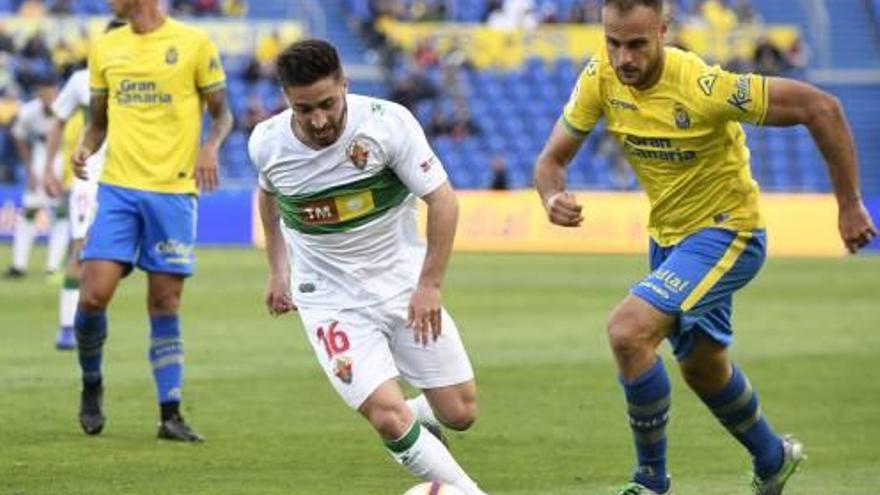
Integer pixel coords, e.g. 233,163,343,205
136,192,197,276
298,306,399,410
631,228,766,359
69,179,98,242
81,184,141,269
385,294,475,391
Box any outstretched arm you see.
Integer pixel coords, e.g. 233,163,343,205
763,78,877,253
533,120,585,227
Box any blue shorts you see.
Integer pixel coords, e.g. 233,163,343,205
630,228,767,360
82,184,197,276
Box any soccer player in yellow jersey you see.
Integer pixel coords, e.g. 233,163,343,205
71,0,232,442
534,1,877,494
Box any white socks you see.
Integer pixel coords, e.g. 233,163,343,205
407,394,441,429
11,214,36,271
386,421,486,495
46,219,69,273
60,285,79,328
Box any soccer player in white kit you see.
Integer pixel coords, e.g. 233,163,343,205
42,69,108,349
250,40,487,494
5,75,69,280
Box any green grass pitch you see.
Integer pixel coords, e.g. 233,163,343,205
2,246,878,494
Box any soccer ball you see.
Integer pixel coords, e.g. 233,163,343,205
403,481,465,495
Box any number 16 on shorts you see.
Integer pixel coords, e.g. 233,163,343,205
317,321,353,384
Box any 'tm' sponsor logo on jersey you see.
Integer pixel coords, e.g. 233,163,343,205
299,191,376,225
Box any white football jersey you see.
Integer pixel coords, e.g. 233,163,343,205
249,94,448,309
11,98,54,174
52,69,107,179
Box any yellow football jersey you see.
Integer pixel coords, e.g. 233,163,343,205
89,18,226,194
60,109,85,188
562,47,769,246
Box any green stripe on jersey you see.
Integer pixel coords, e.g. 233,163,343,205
275,167,410,234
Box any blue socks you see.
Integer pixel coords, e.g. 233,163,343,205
149,315,184,406
699,364,783,479
622,358,671,492
75,310,107,388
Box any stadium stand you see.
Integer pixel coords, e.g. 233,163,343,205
0,0,878,196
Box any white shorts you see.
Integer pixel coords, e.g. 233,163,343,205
22,152,61,209
69,178,98,240
69,150,105,240
297,291,475,409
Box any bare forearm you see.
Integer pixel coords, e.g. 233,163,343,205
534,122,581,206
419,187,458,289
203,107,233,151
807,96,862,207
202,91,233,151
258,189,289,276
81,123,107,154
534,155,568,206
45,119,64,166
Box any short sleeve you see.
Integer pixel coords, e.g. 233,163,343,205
387,104,448,197
698,67,769,126
52,72,85,120
196,35,227,94
561,56,603,138
88,43,107,95
248,123,272,191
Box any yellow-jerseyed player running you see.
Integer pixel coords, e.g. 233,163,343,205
534,1,877,494
71,0,232,441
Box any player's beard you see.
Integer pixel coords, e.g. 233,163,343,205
310,101,348,147
633,49,664,89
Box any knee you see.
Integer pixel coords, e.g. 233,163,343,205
363,402,413,440
148,293,181,315
79,285,111,312
436,393,479,431
443,401,478,432
606,311,648,363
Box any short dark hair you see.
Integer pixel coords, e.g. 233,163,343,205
603,0,663,13
105,18,127,32
276,39,342,87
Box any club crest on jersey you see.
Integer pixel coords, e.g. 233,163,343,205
333,355,354,384
346,138,370,170
674,103,691,129
165,46,178,65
